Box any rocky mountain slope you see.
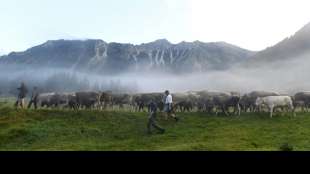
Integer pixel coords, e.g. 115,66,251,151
0,39,255,74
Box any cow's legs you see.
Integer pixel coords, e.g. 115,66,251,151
303,106,307,113
222,106,229,116
290,105,296,117
250,105,255,113
292,108,296,117
104,103,109,110
120,104,124,110
215,106,219,116
270,106,274,118
253,105,258,113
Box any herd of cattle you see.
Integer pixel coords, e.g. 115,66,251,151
34,90,310,117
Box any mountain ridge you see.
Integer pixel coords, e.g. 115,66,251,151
0,39,255,74
243,22,310,67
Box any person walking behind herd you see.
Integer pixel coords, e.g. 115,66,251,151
15,82,28,109
28,86,39,109
147,99,165,134
164,90,179,122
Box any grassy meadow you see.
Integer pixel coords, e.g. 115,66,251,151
0,98,309,151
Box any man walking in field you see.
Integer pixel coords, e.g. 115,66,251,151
147,99,165,134
28,86,39,109
15,82,28,109
164,90,179,122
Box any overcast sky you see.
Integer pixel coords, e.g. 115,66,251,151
0,0,309,54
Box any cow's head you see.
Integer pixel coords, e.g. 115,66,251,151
255,97,264,106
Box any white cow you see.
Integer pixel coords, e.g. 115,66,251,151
255,96,296,118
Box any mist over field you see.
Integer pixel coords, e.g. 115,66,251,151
114,51,310,95
0,52,310,96
0,66,140,96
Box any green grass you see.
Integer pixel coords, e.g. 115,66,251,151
0,97,15,108
0,103,310,151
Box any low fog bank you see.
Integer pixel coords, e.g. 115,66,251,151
110,53,310,95
0,67,140,96
1,53,310,96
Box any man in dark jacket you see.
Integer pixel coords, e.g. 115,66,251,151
28,86,39,109
147,99,165,134
15,82,28,109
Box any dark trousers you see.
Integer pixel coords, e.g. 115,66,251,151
15,98,25,108
147,112,164,133
28,99,38,109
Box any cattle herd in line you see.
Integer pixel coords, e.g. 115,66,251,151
33,90,310,118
